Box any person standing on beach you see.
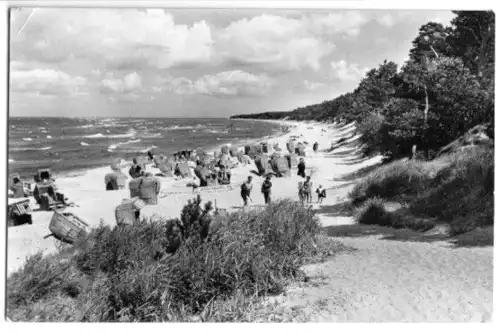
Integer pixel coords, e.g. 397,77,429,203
316,185,326,204
241,176,253,206
313,142,319,153
303,176,313,204
297,158,306,178
298,181,305,205
261,176,272,204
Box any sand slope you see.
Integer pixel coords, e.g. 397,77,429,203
7,120,493,322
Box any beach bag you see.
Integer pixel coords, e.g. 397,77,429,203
49,211,89,244
115,197,146,226
139,177,161,205
129,177,143,198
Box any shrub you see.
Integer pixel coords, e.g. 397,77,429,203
7,198,337,322
354,197,395,226
348,159,442,206
411,146,493,234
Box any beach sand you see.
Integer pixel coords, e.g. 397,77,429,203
7,120,493,322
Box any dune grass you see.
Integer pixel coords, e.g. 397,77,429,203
7,197,342,322
349,146,493,235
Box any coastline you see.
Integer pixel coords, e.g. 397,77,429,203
7,119,297,275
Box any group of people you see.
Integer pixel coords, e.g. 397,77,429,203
240,175,273,206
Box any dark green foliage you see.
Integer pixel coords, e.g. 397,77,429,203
232,11,495,163
7,199,336,322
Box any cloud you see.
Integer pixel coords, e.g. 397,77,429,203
331,60,369,81
155,70,274,97
101,72,142,94
11,68,88,96
304,80,325,91
216,14,335,71
11,8,214,70
309,11,371,36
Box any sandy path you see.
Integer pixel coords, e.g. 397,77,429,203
262,124,494,322
274,233,493,322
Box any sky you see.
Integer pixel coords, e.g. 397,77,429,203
9,7,455,118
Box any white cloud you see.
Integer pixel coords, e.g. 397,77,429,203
101,72,142,93
304,80,325,91
309,11,370,36
12,8,214,69
216,14,335,71
11,68,88,96
156,70,274,97
376,14,396,27
331,60,369,81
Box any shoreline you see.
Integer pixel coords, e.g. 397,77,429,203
16,119,290,181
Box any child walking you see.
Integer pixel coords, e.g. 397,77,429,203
316,185,327,204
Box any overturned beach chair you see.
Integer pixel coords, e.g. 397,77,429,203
48,210,89,244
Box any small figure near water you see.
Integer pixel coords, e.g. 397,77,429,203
261,175,273,205
313,142,319,153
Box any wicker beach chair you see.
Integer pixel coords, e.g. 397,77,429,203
139,175,161,205
115,197,146,226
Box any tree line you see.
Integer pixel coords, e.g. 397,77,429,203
232,11,495,161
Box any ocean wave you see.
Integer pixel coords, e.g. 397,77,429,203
140,133,161,138
108,133,136,138
80,142,89,146
22,138,33,141
141,145,157,153
9,159,14,163
10,146,52,152
163,125,204,131
107,139,142,151
85,133,105,138
47,135,52,139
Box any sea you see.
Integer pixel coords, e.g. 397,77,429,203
8,117,282,178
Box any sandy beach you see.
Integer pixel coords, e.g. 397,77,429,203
7,120,493,322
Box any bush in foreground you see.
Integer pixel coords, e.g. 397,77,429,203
7,197,339,322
